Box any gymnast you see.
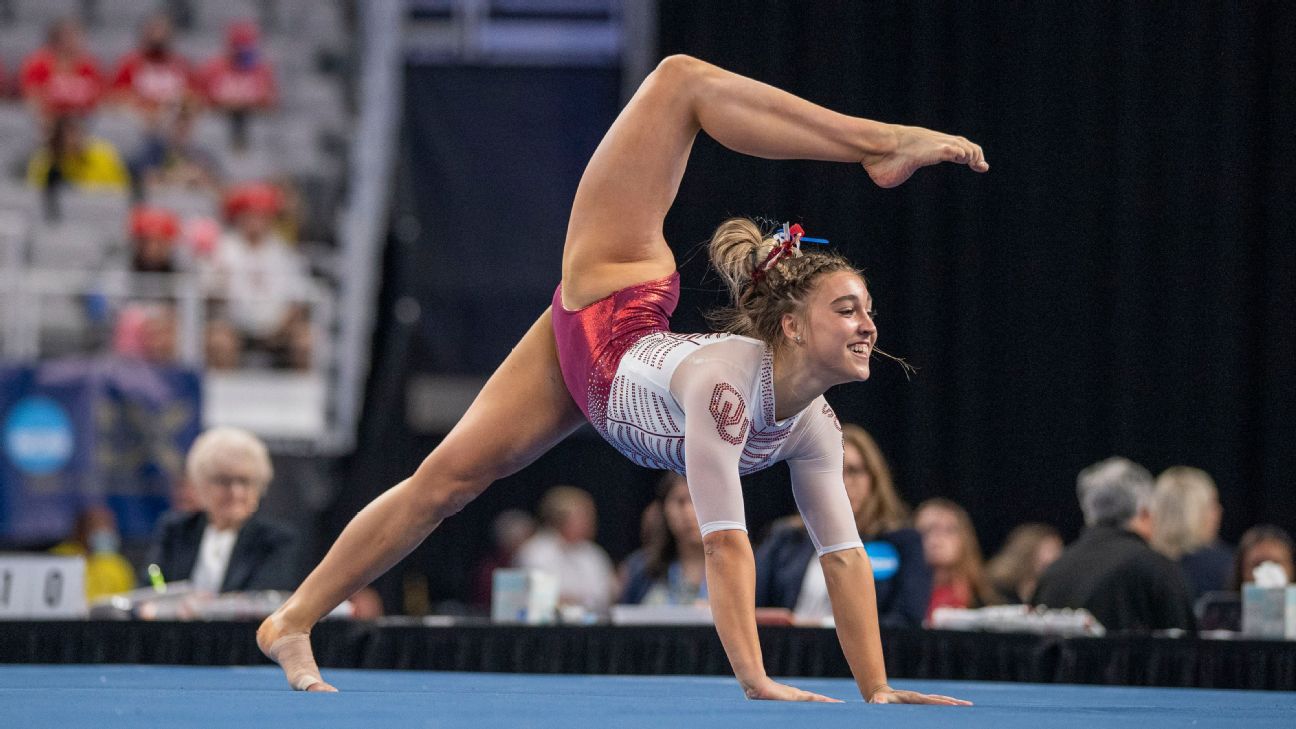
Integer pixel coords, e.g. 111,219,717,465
259,54,986,703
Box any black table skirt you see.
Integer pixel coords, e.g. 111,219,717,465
1,621,1293,691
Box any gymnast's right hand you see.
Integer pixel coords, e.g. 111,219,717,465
742,676,841,703
862,124,989,188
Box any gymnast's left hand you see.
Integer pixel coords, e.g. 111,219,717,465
868,685,973,706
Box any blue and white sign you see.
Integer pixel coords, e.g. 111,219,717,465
864,540,900,581
3,396,74,476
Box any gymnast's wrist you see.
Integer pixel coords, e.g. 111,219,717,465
866,682,894,701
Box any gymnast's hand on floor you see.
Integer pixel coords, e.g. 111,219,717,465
868,685,973,706
742,677,842,702
862,124,989,188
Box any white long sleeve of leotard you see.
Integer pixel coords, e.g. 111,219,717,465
668,338,863,555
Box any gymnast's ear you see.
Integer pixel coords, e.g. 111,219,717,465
779,312,804,346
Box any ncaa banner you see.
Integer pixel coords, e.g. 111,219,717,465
0,359,201,543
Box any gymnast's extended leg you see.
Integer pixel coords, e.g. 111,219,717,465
257,308,584,690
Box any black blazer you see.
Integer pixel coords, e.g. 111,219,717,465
147,511,300,592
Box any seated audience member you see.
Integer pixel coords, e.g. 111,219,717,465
127,205,183,272
1229,524,1295,590
620,472,707,606
199,21,277,150
148,427,299,592
986,523,1063,604
915,498,1001,622
110,13,192,119
347,586,384,620
202,182,312,369
469,509,537,608
27,114,130,192
1033,457,1195,633
1152,466,1233,598
112,302,178,364
514,485,615,615
50,505,136,601
19,18,104,119
756,424,930,627
128,101,221,196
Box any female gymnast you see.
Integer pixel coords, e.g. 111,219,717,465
259,54,987,703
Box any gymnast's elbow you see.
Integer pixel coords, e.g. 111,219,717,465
819,546,867,572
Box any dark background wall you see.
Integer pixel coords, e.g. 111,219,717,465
337,2,1296,610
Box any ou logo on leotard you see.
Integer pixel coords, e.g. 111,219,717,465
709,383,747,445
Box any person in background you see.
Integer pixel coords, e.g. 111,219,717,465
18,18,104,119
128,100,222,198
202,182,312,370
620,472,707,606
756,424,930,627
468,509,537,608
347,586,384,620
1032,457,1195,633
513,485,615,615
127,205,182,272
985,523,1063,604
26,114,129,193
110,13,191,120
51,505,136,601
148,426,299,592
1229,524,1295,590
1151,466,1233,598
915,498,1000,622
199,20,277,150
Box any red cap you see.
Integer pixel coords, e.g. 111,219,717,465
227,20,260,49
223,182,282,220
129,206,180,241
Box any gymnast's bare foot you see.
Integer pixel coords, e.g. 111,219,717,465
863,124,989,189
257,612,337,692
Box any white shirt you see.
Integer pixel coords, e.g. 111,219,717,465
203,232,309,338
513,530,615,614
190,525,238,593
601,333,862,556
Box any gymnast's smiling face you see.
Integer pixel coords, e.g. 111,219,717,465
789,270,878,385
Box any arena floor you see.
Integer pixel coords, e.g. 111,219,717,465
4,666,1293,728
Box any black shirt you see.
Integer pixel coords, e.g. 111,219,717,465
1032,525,1195,633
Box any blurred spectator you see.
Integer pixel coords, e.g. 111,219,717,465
756,424,930,627
348,586,384,620
1033,457,1195,633
986,523,1063,604
514,485,615,615
19,18,105,119
1229,524,1295,590
147,426,299,592
202,182,312,369
915,498,1000,622
128,101,222,197
26,114,130,192
1152,466,1233,598
469,509,537,608
50,505,136,602
620,472,707,606
110,13,192,119
112,302,178,363
199,20,277,150
128,205,183,272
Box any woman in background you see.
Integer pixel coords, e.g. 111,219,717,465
756,424,929,627
1151,466,1232,598
620,472,707,606
915,498,1000,622
986,523,1062,604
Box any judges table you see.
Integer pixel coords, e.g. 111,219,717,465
1,620,1293,691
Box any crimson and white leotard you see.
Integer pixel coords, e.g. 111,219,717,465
552,273,862,557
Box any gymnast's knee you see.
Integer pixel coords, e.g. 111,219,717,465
408,452,496,521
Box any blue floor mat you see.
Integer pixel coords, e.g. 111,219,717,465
3,665,1293,729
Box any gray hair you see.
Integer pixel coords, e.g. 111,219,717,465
185,426,273,490
1076,457,1154,528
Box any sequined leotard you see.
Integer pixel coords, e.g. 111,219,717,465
551,273,862,556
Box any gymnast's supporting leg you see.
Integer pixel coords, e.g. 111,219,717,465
258,308,584,691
